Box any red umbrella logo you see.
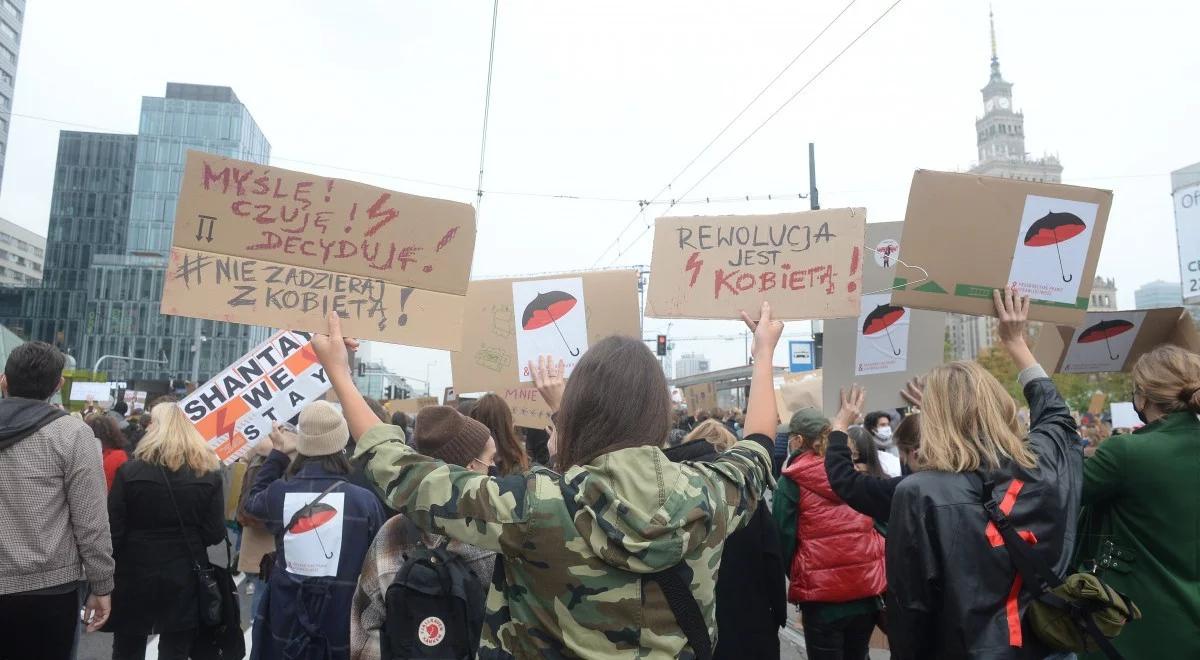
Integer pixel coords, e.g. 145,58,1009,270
521,291,581,356
288,502,338,559
862,304,906,356
1023,212,1087,283
1077,319,1135,361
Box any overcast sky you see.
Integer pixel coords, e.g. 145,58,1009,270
2,0,1197,396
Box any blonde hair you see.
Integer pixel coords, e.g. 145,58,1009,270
134,402,220,474
1131,345,1200,415
683,418,739,452
918,360,1037,473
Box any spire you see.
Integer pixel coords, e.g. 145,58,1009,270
989,4,1002,81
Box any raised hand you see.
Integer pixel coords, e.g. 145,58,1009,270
739,301,785,360
900,376,925,408
529,355,567,413
312,312,360,378
994,287,1031,347
832,385,866,433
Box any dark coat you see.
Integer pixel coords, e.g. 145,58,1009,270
105,459,226,634
824,430,904,524
663,439,787,659
1078,411,1200,659
886,377,1083,660
244,450,385,660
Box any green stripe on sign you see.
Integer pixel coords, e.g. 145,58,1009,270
893,277,907,290
954,283,1087,309
914,280,947,294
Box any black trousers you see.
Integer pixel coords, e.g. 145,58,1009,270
0,589,80,660
113,630,198,660
801,607,876,660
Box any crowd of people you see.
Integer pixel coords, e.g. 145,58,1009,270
0,289,1197,659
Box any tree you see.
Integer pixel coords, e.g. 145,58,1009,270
974,344,1132,413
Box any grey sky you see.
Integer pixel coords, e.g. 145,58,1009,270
2,0,1197,396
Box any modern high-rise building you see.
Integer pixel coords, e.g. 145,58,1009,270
3,83,272,383
675,352,711,379
0,216,43,286
0,0,24,191
1088,277,1118,311
949,9,1065,361
1135,280,1184,310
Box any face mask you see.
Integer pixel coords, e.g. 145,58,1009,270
875,426,893,440
487,465,498,478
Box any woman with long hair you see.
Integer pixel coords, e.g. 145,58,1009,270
846,426,886,478
88,413,128,490
886,290,1083,659
1078,345,1200,658
311,304,785,658
468,392,530,475
681,417,739,451
105,402,225,660
823,413,920,525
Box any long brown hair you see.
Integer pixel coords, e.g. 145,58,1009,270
1131,345,1200,415
919,361,1037,473
556,336,672,471
87,413,127,451
470,393,530,475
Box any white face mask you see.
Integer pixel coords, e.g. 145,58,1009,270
875,426,893,440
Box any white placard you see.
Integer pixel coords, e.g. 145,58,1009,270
1174,183,1200,304
1060,311,1148,374
855,292,910,376
1109,402,1143,431
70,382,113,402
282,492,345,577
513,277,589,381
1008,195,1099,304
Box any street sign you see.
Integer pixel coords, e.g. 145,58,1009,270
789,340,815,373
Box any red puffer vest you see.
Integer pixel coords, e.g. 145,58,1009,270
782,451,886,603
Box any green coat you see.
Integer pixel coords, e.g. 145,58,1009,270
1080,412,1200,659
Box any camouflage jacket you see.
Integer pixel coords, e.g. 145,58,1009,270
353,424,774,659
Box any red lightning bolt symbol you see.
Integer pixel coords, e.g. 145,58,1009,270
213,405,237,441
364,193,399,237
685,251,704,288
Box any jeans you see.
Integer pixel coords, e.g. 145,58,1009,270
801,606,876,660
0,589,79,660
113,630,198,660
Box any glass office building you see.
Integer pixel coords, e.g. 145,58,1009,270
0,0,25,192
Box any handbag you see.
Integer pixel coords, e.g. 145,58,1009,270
160,466,224,628
975,473,1140,659
259,479,345,577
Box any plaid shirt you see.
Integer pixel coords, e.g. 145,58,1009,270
0,415,115,595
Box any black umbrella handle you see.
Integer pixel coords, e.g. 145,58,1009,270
1055,239,1073,283
552,318,581,356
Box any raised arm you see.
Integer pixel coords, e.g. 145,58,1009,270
311,312,378,440
994,288,1074,434
741,301,784,440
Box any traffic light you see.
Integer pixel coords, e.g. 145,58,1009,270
656,334,667,356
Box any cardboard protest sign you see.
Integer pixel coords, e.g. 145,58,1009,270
823,222,947,411
775,371,823,424
1033,307,1200,374
684,382,717,415
645,209,866,320
384,397,438,415
443,387,456,404
1110,402,1143,430
892,170,1111,325
179,330,331,464
512,277,589,380
500,385,553,429
161,151,475,350
451,270,641,393
1087,392,1107,416
70,382,112,402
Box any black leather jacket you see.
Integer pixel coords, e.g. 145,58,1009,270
886,374,1083,659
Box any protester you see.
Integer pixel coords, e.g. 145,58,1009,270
1077,345,1200,658
388,411,413,444
243,400,385,660
863,410,897,457
350,405,499,660
893,407,922,469
1080,421,1110,458
886,290,1083,659
774,397,887,660
845,426,887,478
662,416,787,659
522,426,551,466
468,392,531,476
773,406,830,557
87,413,129,490
825,412,921,526
123,409,147,451
236,435,288,632
109,400,131,432
0,342,113,659
312,302,780,658
105,401,226,660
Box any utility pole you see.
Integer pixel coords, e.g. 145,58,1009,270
808,142,819,210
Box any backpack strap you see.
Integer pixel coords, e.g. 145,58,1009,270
974,473,1126,660
558,473,713,660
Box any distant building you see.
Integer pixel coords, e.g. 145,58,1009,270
0,0,25,192
354,360,414,402
675,352,710,379
1088,277,1118,311
0,217,43,286
1135,280,1183,309
949,8,1064,361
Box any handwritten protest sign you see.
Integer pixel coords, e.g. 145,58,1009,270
774,371,823,423
500,385,553,429
645,209,865,320
1087,392,1107,416
70,382,112,402
179,330,331,464
1033,307,1200,373
684,382,717,415
892,170,1111,325
384,397,438,415
161,151,475,350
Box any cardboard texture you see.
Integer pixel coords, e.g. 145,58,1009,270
384,397,439,415
450,270,641,394
775,371,823,424
499,385,554,430
1087,393,1107,416
823,222,948,413
178,330,330,464
683,382,717,415
162,151,475,349
645,209,866,320
892,170,1112,325
1033,307,1200,374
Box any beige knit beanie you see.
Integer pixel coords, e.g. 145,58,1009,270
297,401,349,457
